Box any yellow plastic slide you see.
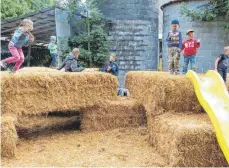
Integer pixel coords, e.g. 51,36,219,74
187,70,229,164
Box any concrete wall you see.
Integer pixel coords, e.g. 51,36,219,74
55,8,72,66
100,0,159,87
159,0,170,39
162,0,229,73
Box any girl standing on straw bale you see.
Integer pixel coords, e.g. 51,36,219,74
48,36,58,68
0,19,34,72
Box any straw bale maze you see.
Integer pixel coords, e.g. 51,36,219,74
1,68,229,167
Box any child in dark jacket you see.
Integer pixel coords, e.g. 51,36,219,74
100,53,119,76
0,19,34,72
215,46,229,83
57,48,85,72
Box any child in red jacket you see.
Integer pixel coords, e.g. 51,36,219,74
181,29,201,74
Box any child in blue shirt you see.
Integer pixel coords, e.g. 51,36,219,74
166,19,183,74
48,36,58,68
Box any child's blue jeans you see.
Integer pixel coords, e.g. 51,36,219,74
182,55,196,74
50,53,57,67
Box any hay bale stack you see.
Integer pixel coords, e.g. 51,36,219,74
18,67,59,73
16,114,81,138
125,71,227,166
125,71,203,117
1,72,118,116
1,115,18,158
81,97,146,132
150,112,228,167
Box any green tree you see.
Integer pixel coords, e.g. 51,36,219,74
180,0,229,29
66,0,109,68
1,0,31,20
1,0,56,20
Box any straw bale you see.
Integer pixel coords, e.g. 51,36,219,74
125,71,203,118
149,112,228,167
16,114,81,138
2,127,167,167
1,71,118,116
18,67,59,73
1,115,18,158
83,68,99,72
81,97,146,132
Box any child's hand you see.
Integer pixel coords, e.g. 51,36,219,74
29,33,35,42
106,66,111,71
197,38,201,43
177,48,181,53
169,32,173,37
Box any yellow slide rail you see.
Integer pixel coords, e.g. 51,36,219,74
187,70,229,164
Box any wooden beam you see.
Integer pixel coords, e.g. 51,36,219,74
33,27,56,34
2,8,55,25
31,22,56,33
1,18,55,34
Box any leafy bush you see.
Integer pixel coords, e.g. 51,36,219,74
180,0,229,29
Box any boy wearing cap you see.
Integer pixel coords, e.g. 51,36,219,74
57,48,85,72
48,36,58,68
215,46,229,83
166,19,183,74
181,29,201,74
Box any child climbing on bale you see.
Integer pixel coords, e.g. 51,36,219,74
99,53,129,96
99,53,119,76
181,29,201,74
57,48,85,72
0,19,34,72
48,36,58,68
166,19,183,75
215,46,229,84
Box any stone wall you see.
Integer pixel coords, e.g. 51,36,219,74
100,0,159,86
159,0,170,39
162,0,229,73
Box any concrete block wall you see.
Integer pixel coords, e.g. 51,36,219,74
162,0,229,73
100,0,159,87
159,0,170,39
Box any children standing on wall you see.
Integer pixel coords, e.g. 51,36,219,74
57,48,85,72
0,19,34,72
166,19,183,75
181,29,201,74
215,46,229,83
99,53,119,76
48,36,58,68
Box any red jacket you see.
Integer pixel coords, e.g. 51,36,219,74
182,39,200,56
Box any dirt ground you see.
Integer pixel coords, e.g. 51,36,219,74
1,127,167,167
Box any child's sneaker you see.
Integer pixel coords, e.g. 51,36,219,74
0,61,7,69
174,71,180,75
169,70,174,74
8,69,16,73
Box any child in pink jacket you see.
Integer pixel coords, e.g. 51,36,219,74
0,19,34,72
